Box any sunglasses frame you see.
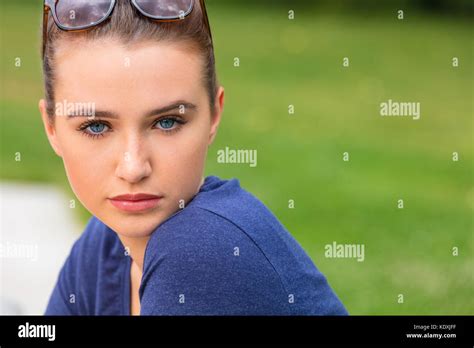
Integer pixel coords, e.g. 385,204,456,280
42,0,212,57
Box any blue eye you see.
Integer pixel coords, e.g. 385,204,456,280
78,121,110,139
88,122,108,134
154,117,187,134
77,116,186,140
157,118,176,130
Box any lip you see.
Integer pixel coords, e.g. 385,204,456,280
108,193,162,213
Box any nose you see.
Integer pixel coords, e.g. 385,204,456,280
115,134,152,184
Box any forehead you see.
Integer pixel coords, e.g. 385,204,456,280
54,38,204,107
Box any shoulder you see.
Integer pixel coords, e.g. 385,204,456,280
143,205,273,269
192,176,289,238
140,206,292,315
141,176,348,315
45,216,124,315
70,216,122,260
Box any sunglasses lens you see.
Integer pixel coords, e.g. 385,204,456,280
134,0,193,19
55,0,113,29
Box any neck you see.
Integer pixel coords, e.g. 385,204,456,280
118,235,150,270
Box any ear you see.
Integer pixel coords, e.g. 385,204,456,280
208,86,224,146
39,99,63,157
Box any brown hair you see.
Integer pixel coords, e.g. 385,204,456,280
41,0,218,121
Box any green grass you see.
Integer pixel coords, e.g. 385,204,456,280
1,0,472,314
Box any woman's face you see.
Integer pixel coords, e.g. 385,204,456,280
39,38,223,238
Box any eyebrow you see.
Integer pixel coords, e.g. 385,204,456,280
66,100,197,119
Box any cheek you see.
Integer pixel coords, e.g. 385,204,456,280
179,118,209,168
156,120,210,196
57,132,109,208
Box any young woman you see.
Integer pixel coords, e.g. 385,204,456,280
40,0,348,316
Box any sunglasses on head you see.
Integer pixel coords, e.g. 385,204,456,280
42,0,212,57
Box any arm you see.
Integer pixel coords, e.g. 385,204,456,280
44,251,78,315
139,208,292,315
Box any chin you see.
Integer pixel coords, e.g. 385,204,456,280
108,221,156,239
90,199,178,239
105,211,168,239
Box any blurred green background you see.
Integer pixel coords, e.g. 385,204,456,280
0,0,472,314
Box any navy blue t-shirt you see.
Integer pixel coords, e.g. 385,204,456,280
45,176,348,315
